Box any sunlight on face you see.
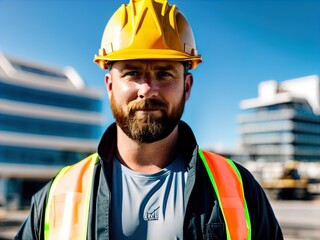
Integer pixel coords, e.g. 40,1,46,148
108,60,188,143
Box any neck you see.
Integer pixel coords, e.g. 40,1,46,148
116,125,179,174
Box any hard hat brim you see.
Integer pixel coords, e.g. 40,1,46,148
94,48,202,70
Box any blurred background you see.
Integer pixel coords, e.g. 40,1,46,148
1,0,320,239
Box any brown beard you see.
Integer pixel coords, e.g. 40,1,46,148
110,94,185,143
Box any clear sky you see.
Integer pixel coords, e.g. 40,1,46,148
1,0,319,150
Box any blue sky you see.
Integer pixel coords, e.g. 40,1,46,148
1,0,319,150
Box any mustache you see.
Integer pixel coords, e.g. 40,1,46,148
127,99,167,113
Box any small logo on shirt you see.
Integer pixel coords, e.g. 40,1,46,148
144,206,160,221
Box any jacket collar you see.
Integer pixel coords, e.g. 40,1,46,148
97,121,199,176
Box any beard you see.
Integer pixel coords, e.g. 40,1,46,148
110,93,185,143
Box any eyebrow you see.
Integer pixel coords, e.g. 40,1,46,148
120,63,141,70
120,63,180,74
153,65,179,74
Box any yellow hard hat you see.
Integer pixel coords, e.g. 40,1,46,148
94,0,202,70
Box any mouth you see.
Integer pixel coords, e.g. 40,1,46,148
133,108,164,118
128,99,167,115
135,108,163,114
136,108,162,111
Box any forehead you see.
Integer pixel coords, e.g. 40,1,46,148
110,60,184,72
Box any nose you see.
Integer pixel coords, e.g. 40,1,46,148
137,78,159,99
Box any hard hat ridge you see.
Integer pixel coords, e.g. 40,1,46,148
130,0,167,48
94,0,202,70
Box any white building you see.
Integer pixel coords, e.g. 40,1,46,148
0,52,105,208
238,75,320,162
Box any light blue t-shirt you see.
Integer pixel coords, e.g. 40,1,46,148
110,155,188,240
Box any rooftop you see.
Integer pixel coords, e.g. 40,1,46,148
240,75,320,115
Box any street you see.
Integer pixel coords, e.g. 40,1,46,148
1,199,320,239
272,199,320,240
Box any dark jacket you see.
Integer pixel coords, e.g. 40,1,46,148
15,121,283,240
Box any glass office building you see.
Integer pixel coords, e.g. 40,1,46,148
0,52,105,208
238,75,320,163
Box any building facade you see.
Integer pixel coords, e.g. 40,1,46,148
0,52,105,208
238,75,320,163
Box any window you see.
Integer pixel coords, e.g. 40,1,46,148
0,81,102,112
12,63,68,80
0,145,91,166
0,113,102,139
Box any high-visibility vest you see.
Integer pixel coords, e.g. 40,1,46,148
44,150,251,240
199,150,251,240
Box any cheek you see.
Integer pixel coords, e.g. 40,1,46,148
167,82,185,99
112,81,138,103
120,81,135,92
162,85,185,109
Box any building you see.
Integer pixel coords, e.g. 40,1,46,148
0,52,105,208
238,75,320,163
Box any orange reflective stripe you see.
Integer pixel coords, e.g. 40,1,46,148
200,149,251,240
44,153,98,240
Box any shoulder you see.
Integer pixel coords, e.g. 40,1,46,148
233,162,260,190
14,181,52,240
33,181,52,206
232,161,284,239
232,161,266,202
30,181,52,228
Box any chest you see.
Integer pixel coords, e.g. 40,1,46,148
110,158,188,239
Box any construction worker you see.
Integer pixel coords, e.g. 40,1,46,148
15,0,283,239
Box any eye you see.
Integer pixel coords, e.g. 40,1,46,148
157,71,173,78
123,71,140,77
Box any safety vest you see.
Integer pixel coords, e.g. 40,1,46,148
44,150,251,240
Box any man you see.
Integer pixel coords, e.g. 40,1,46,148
15,0,283,239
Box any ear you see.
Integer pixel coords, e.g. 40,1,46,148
184,73,193,101
105,72,112,100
